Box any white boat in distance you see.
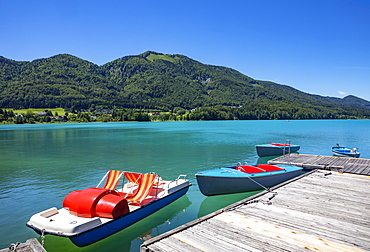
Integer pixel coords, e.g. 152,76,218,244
332,145,360,158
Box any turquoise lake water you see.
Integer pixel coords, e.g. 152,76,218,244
1,120,369,251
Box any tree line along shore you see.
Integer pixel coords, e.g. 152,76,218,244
1,105,368,125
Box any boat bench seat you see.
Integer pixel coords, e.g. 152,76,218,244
236,164,285,173
257,164,285,171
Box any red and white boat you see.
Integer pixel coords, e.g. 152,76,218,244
26,170,190,247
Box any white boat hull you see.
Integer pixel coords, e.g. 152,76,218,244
332,146,360,158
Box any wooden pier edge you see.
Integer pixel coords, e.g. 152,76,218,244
0,238,46,252
268,153,370,175
140,170,317,252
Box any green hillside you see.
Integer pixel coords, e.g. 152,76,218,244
1,51,370,120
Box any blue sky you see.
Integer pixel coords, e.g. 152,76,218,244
2,0,370,101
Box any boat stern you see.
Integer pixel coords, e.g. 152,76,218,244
27,207,103,237
167,175,191,195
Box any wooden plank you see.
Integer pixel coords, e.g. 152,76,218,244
214,212,365,252
165,218,304,252
234,189,370,247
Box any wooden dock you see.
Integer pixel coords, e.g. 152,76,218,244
141,170,370,251
268,153,370,175
0,238,45,252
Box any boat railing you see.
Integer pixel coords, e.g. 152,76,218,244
221,169,239,175
177,174,187,180
283,139,291,155
166,174,188,188
237,162,248,165
96,173,109,188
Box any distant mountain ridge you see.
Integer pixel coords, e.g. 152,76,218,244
1,51,370,119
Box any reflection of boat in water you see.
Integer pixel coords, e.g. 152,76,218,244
136,195,192,238
197,191,260,218
111,195,192,245
256,156,280,165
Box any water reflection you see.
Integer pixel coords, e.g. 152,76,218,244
256,153,300,164
197,191,262,218
256,156,280,164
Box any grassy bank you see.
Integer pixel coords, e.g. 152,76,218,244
12,108,65,115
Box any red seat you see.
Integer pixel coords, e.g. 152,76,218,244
257,164,285,172
236,165,265,173
236,164,285,173
269,143,290,146
124,172,141,184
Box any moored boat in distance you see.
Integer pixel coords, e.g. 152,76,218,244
332,145,360,158
26,170,191,247
196,164,302,196
256,141,300,157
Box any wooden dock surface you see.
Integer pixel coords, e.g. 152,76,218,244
0,238,45,252
269,153,370,175
141,171,370,251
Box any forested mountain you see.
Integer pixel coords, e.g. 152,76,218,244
1,51,370,120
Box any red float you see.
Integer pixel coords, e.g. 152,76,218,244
63,187,129,219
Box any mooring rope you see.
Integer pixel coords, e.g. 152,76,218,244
41,229,45,247
225,176,278,212
8,242,20,252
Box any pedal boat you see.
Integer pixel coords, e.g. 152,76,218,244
196,164,302,196
26,170,191,247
